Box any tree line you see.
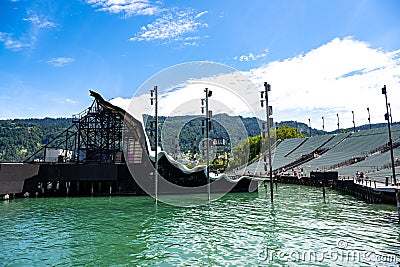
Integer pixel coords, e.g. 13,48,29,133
0,115,309,163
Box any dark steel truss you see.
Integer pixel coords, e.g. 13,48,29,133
26,92,130,164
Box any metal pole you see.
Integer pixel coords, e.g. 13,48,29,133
264,82,273,203
308,118,311,137
205,88,211,203
154,86,158,203
337,113,340,134
388,103,393,124
367,107,371,129
352,111,355,132
382,85,396,185
322,116,325,133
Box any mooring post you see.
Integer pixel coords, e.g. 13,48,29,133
396,189,400,222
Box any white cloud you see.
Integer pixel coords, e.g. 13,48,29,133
86,0,161,16
234,49,269,62
46,57,75,67
1,10,56,52
195,10,208,19
85,1,208,45
0,32,30,51
111,62,260,127
55,98,79,105
129,9,208,43
245,37,400,131
65,98,78,104
113,37,400,132
23,14,56,28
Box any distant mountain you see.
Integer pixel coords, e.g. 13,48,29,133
277,120,400,136
326,121,400,134
144,114,263,154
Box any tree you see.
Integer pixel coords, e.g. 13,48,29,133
275,125,305,139
228,125,305,169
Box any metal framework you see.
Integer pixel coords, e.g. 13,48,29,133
25,91,143,164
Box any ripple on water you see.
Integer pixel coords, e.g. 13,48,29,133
0,185,399,266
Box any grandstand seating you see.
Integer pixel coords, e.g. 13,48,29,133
242,125,400,181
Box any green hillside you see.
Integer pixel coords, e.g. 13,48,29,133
1,115,395,163
0,115,261,163
0,118,72,162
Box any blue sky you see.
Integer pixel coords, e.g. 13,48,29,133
1,0,399,130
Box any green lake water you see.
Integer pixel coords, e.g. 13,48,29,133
1,184,399,266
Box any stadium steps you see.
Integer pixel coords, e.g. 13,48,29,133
284,138,308,157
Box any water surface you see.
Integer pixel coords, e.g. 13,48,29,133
1,184,399,266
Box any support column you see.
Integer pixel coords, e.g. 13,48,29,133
396,189,400,222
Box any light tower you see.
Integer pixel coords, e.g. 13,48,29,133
201,88,213,202
381,85,396,185
367,107,371,129
150,86,158,202
260,82,274,203
336,113,340,134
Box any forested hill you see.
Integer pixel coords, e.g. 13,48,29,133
0,118,72,162
0,116,394,163
0,115,263,163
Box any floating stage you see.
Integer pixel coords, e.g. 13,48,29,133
0,91,253,199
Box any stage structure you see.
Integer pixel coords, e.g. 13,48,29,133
0,91,252,198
